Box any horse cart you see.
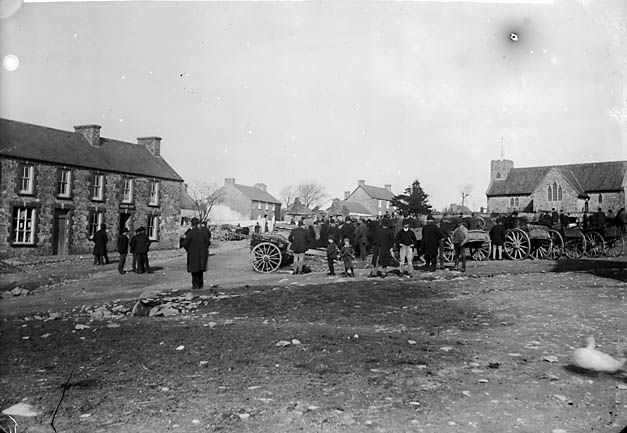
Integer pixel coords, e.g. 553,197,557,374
442,230,492,262
250,232,294,273
503,224,564,260
583,226,624,258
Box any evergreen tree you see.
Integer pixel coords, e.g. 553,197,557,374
390,180,432,216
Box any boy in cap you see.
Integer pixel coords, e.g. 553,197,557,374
326,237,339,276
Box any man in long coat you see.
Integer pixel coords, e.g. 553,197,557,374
182,217,211,289
92,224,108,265
288,220,310,275
131,227,152,273
422,216,444,272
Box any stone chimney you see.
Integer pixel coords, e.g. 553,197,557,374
384,184,392,192
344,191,351,200
224,178,236,187
357,179,366,187
137,137,162,156
254,183,267,192
74,124,101,147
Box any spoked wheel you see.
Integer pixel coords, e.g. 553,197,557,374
442,235,454,263
604,237,624,257
251,242,282,273
564,233,586,259
547,229,563,259
530,237,551,259
504,228,531,260
584,231,604,258
471,241,491,261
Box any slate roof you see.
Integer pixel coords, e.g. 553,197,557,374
486,161,627,196
341,201,374,216
354,184,395,200
181,189,196,210
234,184,281,204
286,199,311,215
0,118,183,181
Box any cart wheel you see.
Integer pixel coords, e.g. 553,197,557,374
472,241,491,261
530,237,551,259
443,235,454,263
547,229,563,259
584,231,604,258
251,242,282,273
504,228,531,260
564,233,586,259
604,237,624,257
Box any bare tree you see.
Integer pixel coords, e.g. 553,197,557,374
187,181,225,224
280,185,298,209
297,182,327,209
459,183,473,208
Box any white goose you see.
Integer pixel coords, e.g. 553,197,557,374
572,336,625,374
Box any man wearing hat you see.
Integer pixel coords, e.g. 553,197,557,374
181,217,211,289
395,219,417,276
130,226,152,273
422,216,444,272
117,227,130,274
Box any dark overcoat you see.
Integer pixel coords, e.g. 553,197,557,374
288,227,309,254
182,226,211,273
132,233,151,254
92,229,108,255
422,224,444,256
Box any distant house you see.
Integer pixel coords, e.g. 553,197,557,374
486,159,627,214
180,183,196,231
285,198,311,221
344,179,395,216
210,178,281,224
0,118,184,258
326,198,374,219
445,204,473,216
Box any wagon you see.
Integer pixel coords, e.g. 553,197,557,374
250,232,294,273
503,224,564,260
442,229,492,262
561,226,587,259
583,226,624,258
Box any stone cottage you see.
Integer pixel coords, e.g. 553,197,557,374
0,118,184,258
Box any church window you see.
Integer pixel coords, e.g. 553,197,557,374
598,194,602,204
514,197,519,207
496,172,501,179
510,198,514,207
557,185,562,201
552,182,558,201
547,185,552,201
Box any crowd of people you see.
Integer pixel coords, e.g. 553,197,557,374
91,224,154,274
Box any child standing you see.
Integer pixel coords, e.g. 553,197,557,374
340,237,355,277
326,237,339,276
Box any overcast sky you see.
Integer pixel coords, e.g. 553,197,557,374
1,0,625,211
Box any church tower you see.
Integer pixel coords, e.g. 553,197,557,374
490,159,514,181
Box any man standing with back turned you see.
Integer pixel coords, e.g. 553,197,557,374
182,217,211,290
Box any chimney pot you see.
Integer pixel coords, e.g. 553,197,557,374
137,136,162,156
254,183,267,192
384,184,392,192
357,179,366,186
225,178,236,186
74,124,101,147
344,191,351,200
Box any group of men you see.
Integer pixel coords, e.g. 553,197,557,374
91,224,152,274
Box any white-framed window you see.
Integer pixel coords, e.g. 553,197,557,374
122,178,134,203
378,210,382,216
147,215,159,240
149,181,160,205
272,204,276,211
12,207,36,245
88,211,104,238
257,202,261,210
91,174,104,200
265,203,269,210
57,169,72,197
385,202,389,209
378,200,382,209
19,165,34,194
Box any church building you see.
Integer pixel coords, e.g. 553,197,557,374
486,159,627,214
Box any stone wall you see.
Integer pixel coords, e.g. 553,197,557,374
486,195,532,214
0,157,182,258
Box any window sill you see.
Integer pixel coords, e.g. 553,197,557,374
17,191,35,196
9,243,37,248
90,198,105,202
148,203,160,207
56,195,73,200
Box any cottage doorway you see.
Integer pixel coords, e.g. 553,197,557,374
119,213,132,234
52,209,70,255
